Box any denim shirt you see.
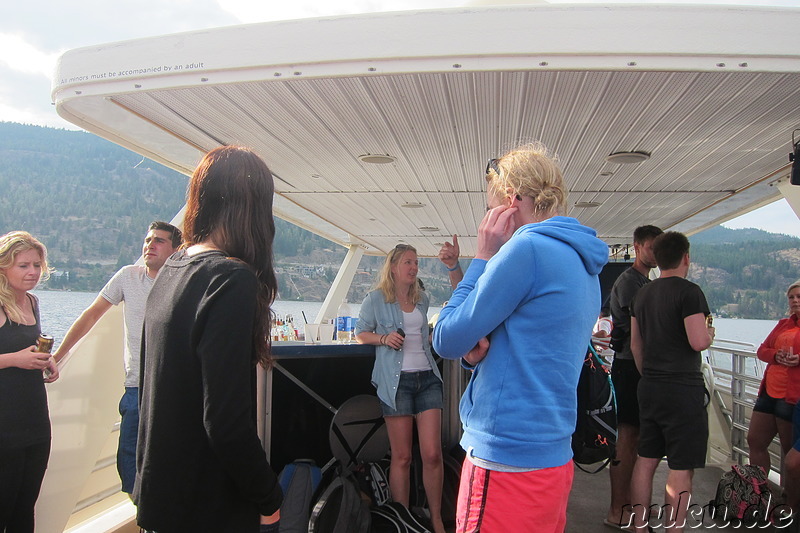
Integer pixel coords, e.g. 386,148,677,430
355,289,442,410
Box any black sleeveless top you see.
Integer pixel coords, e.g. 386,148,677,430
0,294,51,448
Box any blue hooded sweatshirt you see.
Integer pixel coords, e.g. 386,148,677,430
433,216,608,469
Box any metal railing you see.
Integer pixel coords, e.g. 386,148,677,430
704,339,783,478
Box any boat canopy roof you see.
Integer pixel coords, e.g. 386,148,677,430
52,4,800,258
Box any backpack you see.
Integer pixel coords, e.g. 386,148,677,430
308,466,371,533
277,459,322,533
710,464,773,526
440,451,463,529
370,502,432,533
354,461,391,507
572,345,617,473
371,505,406,533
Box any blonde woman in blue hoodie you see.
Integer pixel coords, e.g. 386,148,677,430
433,142,608,533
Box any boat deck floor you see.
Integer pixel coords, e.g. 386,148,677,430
565,462,786,532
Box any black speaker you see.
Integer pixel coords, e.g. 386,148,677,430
791,129,800,186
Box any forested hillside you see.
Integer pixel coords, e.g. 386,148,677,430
0,121,797,315
688,227,800,319
0,122,188,288
0,122,451,303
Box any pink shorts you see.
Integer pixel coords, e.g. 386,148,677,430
456,457,574,533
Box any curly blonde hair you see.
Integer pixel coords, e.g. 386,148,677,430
0,231,50,324
486,142,568,217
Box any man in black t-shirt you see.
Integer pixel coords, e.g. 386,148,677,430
605,225,662,528
628,232,714,533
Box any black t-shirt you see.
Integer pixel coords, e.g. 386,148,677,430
631,276,710,385
0,295,50,448
609,266,650,360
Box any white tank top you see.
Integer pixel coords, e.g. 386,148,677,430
401,308,431,372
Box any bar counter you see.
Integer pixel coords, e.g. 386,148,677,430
262,341,378,471
271,340,376,359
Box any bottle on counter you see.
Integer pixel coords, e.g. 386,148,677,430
337,300,352,343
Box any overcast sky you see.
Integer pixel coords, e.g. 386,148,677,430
2,0,799,237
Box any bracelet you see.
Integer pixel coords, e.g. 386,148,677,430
380,334,386,346
446,262,461,272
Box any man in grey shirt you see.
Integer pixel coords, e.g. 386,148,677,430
605,225,661,529
54,221,181,495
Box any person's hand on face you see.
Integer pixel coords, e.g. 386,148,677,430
475,205,517,261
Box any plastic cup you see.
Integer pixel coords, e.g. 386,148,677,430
318,323,335,344
304,324,320,344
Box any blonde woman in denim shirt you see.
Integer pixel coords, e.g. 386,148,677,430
355,244,446,533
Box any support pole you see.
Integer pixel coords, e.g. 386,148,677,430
315,244,364,323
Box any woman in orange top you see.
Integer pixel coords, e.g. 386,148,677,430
747,280,800,493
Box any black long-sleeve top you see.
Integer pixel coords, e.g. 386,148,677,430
134,250,282,532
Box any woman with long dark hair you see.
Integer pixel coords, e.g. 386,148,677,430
0,231,57,532
134,146,282,533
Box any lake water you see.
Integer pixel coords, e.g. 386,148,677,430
33,290,776,351
31,291,390,349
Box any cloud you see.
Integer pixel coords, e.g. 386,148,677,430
0,33,60,77
0,65,70,128
0,0,239,50
218,0,464,23
0,0,241,129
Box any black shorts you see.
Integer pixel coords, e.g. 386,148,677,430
610,358,640,426
753,390,795,422
637,379,708,470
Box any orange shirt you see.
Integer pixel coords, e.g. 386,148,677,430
765,325,800,399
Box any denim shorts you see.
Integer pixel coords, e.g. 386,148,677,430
380,370,443,416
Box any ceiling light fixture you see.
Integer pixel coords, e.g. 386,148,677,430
358,154,396,164
401,202,425,209
418,226,439,232
574,201,602,208
605,151,650,164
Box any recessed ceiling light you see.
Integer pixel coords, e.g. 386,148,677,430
606,151,650,164
310,174,322,179
358,154,396,164
418,226,439,232
599,171,613,177
401,202,425,209
574,201,602,208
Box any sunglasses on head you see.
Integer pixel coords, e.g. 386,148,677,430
485,158,522,202
392,244,413,254
485,158,500,177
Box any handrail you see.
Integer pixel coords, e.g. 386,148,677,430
704,340,782,479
